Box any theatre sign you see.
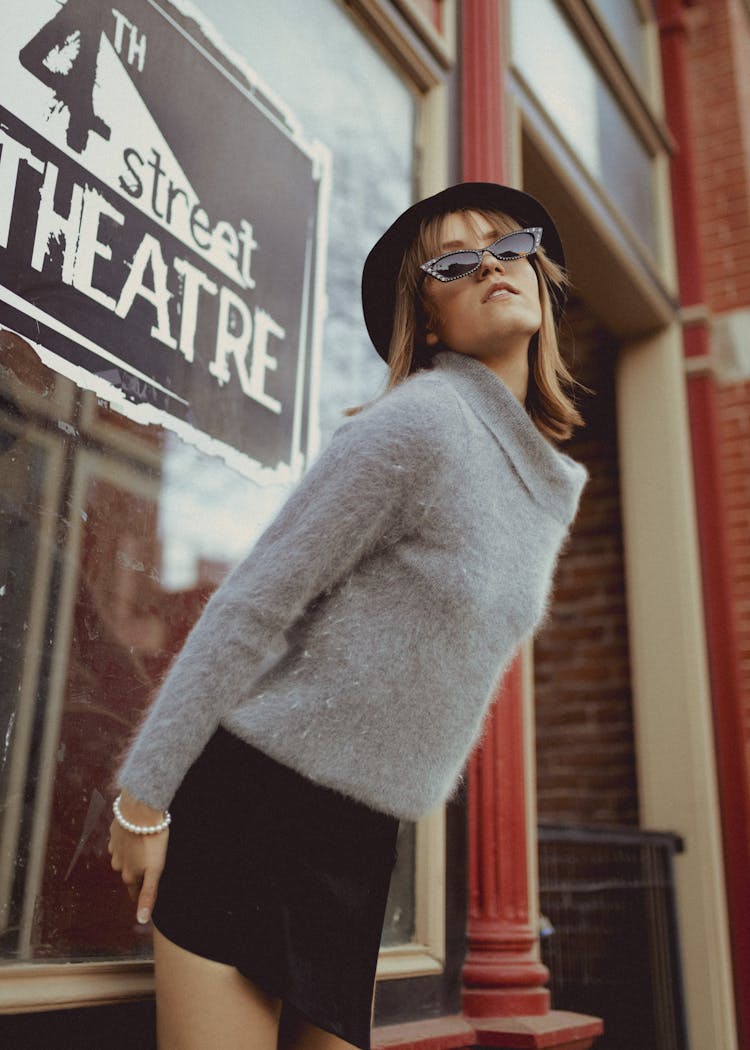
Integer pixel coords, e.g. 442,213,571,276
0,0,330,480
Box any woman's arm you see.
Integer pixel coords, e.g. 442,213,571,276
116,397,444,810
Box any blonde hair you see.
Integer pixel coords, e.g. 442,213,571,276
364,208,584,444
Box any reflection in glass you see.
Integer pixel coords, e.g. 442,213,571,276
158,432,288,591
34,457,169,960
0,363,315,963
511,0,656,257
206,0,415,441
381,822,416,947
0,404,62,957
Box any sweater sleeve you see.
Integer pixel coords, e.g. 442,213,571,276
117,398,441,808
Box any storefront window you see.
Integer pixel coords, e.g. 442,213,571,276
511,0,657,257
0,0,419,971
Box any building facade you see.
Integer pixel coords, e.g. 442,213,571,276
0,2,748,1049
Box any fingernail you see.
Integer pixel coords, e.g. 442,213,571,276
137,908,150,925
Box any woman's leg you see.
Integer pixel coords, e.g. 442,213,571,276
279,1012,363,1050
153,927,282,1050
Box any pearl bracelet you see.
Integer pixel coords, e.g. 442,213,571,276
113,794,171,835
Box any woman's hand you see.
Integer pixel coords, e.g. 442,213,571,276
108,790,169,925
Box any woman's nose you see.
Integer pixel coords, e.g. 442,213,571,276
478,250,505,276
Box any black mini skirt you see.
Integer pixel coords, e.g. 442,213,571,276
152,727,399,1050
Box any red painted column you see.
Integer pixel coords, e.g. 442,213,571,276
461,1,546,1011
659,2,750,1046
463,661,550,1017
461,0,505,184
459,4,601,1046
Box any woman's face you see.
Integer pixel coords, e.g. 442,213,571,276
420,211,542,363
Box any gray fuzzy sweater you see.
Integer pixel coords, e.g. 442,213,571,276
118,351,587,820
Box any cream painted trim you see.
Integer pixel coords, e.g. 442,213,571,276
392,0,456,67
679,303,712,327
0,961,154,1014
0,421,64,933
642,4,667,120
653,150,678,288
503,3,523,186
377,807,446,980
416,81,449,196
683,354,717,379
616,323,738,1050
712,306,750,384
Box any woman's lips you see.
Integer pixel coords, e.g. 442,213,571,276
482,281,519,303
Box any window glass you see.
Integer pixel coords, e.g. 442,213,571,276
511,0,657,257
0,0,416,966
381,822,417,946
206,0,415,442
590,0,647,81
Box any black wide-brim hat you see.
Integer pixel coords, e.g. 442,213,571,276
361,182,566,362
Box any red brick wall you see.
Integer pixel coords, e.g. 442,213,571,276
686,0,750,764
687,0,750,313
717,381,750,731
534,307,639,826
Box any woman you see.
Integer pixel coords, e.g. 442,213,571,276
109,182,587,1050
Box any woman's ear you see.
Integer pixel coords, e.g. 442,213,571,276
416,294,441,350
423,306,441,348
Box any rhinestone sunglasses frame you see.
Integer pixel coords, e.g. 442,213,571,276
420,226,543,283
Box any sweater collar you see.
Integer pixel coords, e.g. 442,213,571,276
431,350,587,521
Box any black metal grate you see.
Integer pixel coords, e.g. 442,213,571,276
538,824,688,1050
